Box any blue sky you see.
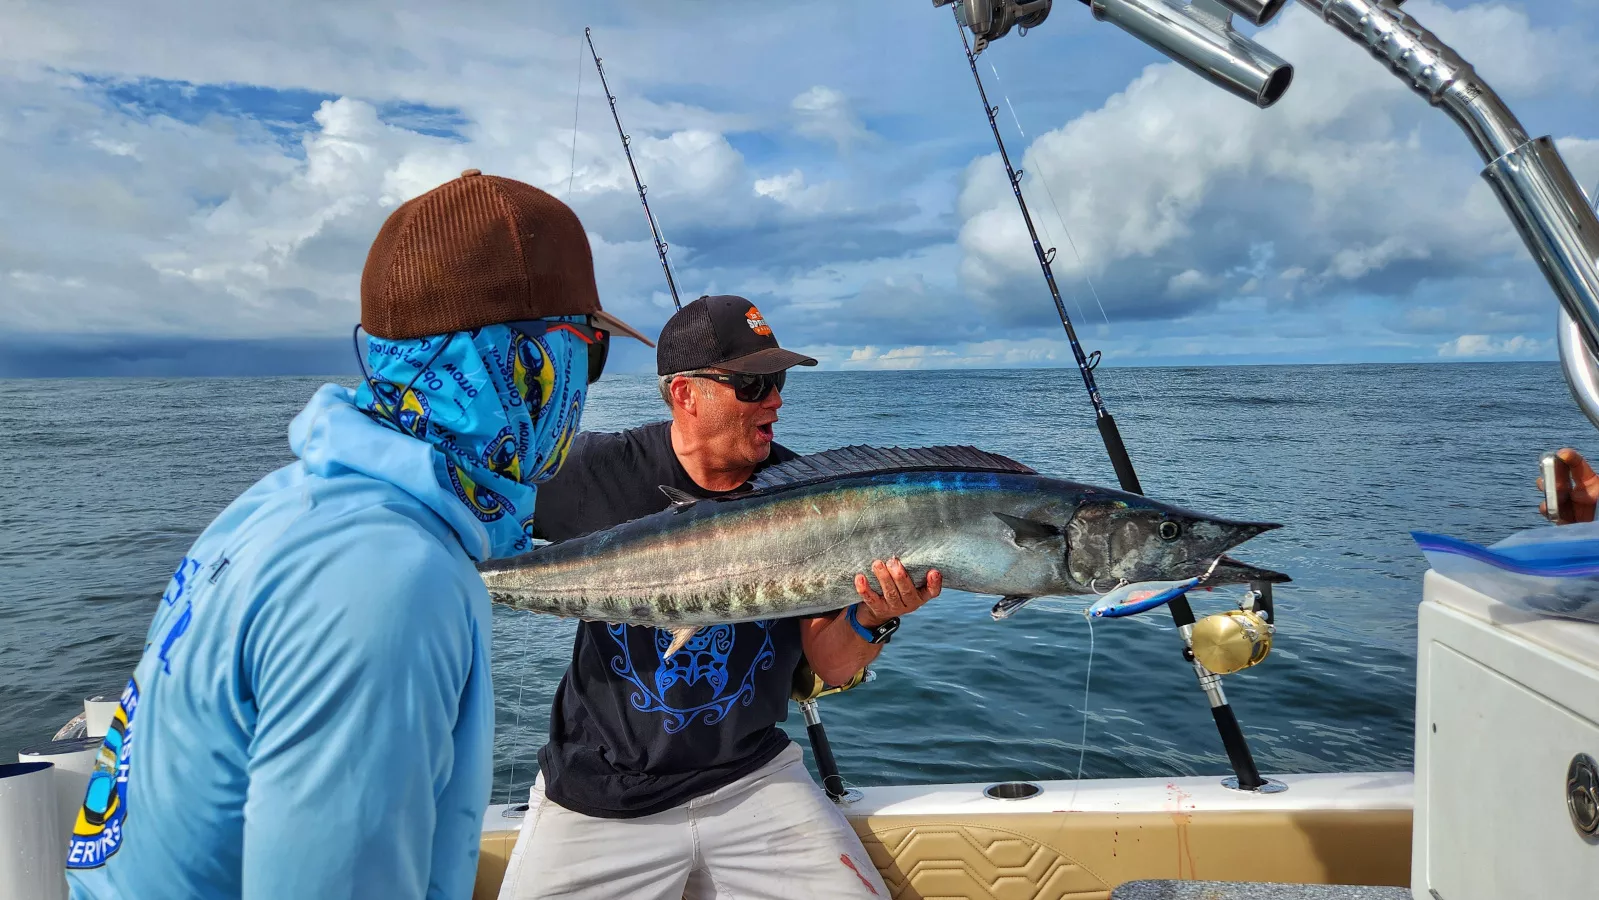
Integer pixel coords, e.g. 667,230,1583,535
1,0,1596,376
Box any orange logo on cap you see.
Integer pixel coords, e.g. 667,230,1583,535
746,306,773,336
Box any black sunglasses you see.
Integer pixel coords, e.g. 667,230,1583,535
680,370,785,403
508,318,610,384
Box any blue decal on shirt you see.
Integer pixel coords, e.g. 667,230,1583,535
607,623,777,734
158,602,193,674
161,558,201,606
654,625,734,695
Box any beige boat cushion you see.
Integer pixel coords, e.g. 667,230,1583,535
850,810,1410,900
474,808,1410,899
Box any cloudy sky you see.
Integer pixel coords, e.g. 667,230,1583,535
2,0,1596,376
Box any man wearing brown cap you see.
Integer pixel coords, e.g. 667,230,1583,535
496,295,940,899
65,170,651,900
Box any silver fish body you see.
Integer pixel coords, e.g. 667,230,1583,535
479,449,1286,644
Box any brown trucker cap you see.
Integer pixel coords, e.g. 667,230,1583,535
360,169,653,346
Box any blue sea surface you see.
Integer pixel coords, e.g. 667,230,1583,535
1,364,1591,801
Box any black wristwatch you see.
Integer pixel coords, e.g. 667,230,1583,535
847,605,899,644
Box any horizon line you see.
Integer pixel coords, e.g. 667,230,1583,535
0,357,1564,382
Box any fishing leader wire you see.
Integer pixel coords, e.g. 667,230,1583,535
567,34,583,197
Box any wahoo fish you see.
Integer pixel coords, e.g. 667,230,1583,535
479,446,1289,656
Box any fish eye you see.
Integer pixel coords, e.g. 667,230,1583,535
1158,520,1181,541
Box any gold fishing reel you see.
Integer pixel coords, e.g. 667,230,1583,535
790,657,872,703
1189,607,1274,675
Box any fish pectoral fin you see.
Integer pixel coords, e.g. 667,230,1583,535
663,625,700,658
658,485,700,510
990,595,1036,621
993,512,1062,549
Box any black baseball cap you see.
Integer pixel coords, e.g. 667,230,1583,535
656,295,818,376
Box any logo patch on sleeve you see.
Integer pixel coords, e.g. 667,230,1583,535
66,677,140,869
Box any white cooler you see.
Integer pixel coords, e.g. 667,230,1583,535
1412,569,1599,899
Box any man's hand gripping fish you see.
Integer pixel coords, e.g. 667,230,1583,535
479,446,1289,655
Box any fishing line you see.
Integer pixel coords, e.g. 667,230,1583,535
568,34,584,197
1034,160,1109,327
983,59,1084,325
505,610,535,806
990,62,1027,139
952,11,1149,505
1076,614,1095,784
985,57,1109,327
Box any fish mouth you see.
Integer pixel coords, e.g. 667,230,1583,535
1221,520,1281,543
1205,554,1292,586
1197,519,1286,585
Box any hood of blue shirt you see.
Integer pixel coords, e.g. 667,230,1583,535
289,383,499,560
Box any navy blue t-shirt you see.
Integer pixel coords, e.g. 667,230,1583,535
530,421,806,818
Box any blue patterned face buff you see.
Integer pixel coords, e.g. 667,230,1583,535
354,319,589,559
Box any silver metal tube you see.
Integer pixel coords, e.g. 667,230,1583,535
1559,307,1599,431
1178,623,1229,707
1296,0,1599,425
1192,661,1228,707
1214,0,1289,26
1296,0,1528,161
1481,138,1599,359
1091,0,1294,108
799,699,822,727
1560,177,1599,430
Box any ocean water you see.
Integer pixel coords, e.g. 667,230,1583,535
2,364,1594,802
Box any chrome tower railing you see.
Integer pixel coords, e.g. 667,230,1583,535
949,0,1599,427
1295,0,1599,427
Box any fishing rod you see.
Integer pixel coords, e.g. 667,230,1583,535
951,9,1268,791
951,17,1140,495
579,36,879,801
584,27,682,310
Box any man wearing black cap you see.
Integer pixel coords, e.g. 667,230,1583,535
497,295,940,899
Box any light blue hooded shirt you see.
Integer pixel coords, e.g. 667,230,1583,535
66,322,588,899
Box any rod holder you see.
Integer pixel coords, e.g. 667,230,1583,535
1090,0,1294,109
1213,0,1289,26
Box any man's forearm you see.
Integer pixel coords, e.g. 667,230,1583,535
800,608,882,686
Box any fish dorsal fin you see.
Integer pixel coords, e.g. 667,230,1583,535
748,445,1036,493
658,485,700,509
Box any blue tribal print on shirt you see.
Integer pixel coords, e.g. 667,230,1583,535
605,622,779,734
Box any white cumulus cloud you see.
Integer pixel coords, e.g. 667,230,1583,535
1437,334,1550,357
791,86,872,151
954,0,1599,336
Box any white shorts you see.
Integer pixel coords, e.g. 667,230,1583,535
495,742,889,900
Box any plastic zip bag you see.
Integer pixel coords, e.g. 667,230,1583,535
1412,521,1599,623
